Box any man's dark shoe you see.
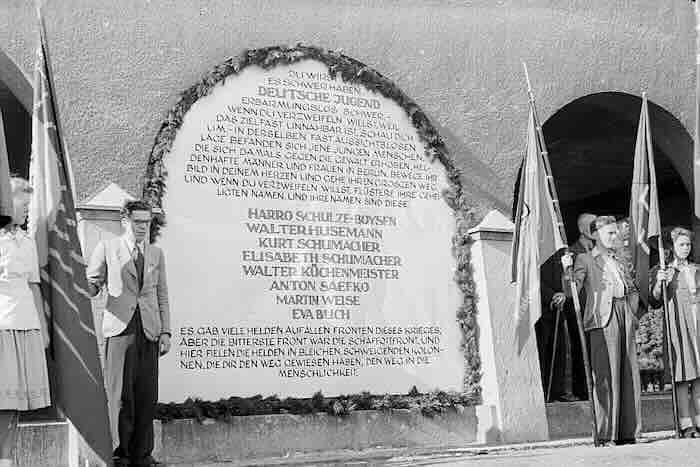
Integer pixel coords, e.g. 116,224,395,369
112,456,130,467
614,438,637,445
131,455,165,467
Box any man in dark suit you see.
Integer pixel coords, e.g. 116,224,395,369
563,213,597,401
87,200,170,467
562,215,641,445
537,250,569,401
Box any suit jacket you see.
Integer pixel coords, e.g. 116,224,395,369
565,246,638,331
86,236,170,341
541,240,591,318
570,238,593,257
566,238,592,311
540,249,565,321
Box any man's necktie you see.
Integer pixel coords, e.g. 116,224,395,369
134,245,144,290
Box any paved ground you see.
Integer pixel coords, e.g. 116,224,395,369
383,438,700,467
177,431,700,467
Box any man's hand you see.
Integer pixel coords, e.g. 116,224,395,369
550,292,566,309
561,252,574,270
85,279,101,298
159,333,171,356
656,267,672,284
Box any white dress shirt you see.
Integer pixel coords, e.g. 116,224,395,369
0,228,42,330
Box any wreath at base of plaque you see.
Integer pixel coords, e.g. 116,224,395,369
156,387,473,422
144,44,481,407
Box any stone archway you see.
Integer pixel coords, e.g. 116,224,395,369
542,92,692,246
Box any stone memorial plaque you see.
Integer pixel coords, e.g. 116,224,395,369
157,57,463,401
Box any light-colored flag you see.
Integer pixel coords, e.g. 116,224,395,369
629,93,661,307
512,108,566,353
27,17,112,463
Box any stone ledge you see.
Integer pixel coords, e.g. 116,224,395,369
16,421,70,467
546,393,674,439
20,396,676,466
153,408,479,464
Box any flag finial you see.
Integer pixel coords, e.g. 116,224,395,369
522,63,531,91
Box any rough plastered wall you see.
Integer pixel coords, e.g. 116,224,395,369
0,0,695,212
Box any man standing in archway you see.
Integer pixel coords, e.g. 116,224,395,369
564,212,597,400
562,216,642,445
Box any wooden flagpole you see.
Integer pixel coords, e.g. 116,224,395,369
546,301,563,402
641,91,680,437
658,236,680,437
523,63,599,446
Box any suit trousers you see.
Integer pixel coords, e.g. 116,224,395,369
588,298,641,442
564,301,589,400
105,309,159,462
535,313,567,400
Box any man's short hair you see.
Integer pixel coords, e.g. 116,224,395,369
120,200,152,219
590,215,617,235
670,226,693,243
10,176,32,195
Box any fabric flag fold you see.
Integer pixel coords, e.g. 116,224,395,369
629,94,661,307
27,20,112,463
512,108,566,353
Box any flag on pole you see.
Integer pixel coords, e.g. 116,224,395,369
0,109,13,222
28,16,112,463
694,1,700,218
629,93,661,307
512,107,566,353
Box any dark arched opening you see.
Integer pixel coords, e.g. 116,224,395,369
1,78,31,177
543,92,691,244
0,47,32,177
530,92,692,400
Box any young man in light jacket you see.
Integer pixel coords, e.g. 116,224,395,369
87,200,170,467
561,215,641,446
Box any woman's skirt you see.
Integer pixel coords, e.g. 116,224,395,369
0,330,51,410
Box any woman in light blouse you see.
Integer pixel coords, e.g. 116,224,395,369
651,227,700,438
0,178,50,467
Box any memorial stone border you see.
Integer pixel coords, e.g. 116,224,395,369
143,44,481,405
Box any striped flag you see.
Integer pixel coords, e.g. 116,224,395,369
512,107,566,353
629,93,661,307
28,18,112,463
0,109,12,222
